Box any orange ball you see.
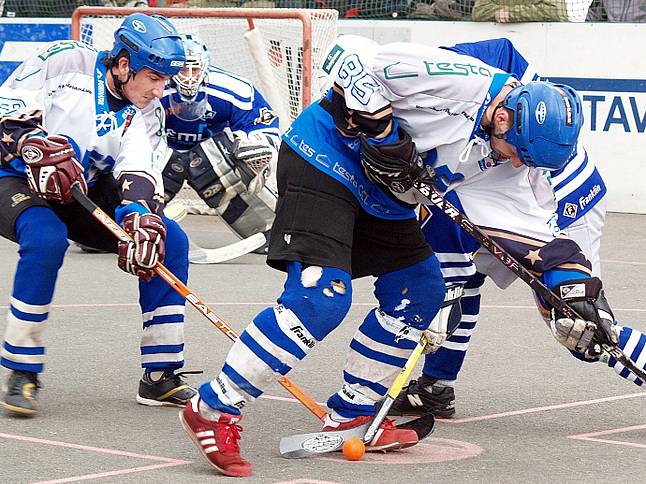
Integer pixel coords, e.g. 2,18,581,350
342,437,365,461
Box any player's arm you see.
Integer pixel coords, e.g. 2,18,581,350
113,105,168,281
485,229,617,357
218,80,280,179
322,36,425,194
0,43,88,201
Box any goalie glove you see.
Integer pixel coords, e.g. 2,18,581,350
118,212,167,282
359,126,426,194
231,130,276,186
550,277,619,357
21,135,87,204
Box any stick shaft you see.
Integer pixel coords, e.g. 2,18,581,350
363,336,428,443
71,185,327,420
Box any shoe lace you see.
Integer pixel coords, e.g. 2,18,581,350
162,370,203,384
218,420,244,453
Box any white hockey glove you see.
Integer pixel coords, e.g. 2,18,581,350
231,130,277,188
550,277,618,357
423,283,464,354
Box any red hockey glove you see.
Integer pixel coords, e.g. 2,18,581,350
118,212,167,282
21,135,87,204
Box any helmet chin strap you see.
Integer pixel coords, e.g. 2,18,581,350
109,66,134,104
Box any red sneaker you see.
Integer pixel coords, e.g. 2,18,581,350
179,398,252,477
323,414,418,451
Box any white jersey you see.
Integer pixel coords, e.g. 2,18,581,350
0,40,167,202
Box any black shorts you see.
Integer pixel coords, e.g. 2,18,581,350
0,175,122,252
267,144,433,278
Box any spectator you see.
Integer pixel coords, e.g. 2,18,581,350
472,0,569,22
604,0,646,21
412,0,475,20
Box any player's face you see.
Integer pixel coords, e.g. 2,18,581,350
489,107,523,167
123,67,170,109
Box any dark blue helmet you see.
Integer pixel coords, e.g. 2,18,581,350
503,81,583,170
110,13,185,77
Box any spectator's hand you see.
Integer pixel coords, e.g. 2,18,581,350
495,8,510,23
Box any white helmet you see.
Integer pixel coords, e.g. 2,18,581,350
173,34,211,101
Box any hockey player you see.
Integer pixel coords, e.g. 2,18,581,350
161,35,279,252
0,14,197,417
176,39,458,478
388,38,636,419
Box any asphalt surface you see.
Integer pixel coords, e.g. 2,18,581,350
0,212,645,483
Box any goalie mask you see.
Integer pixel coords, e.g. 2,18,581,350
173,34,211,102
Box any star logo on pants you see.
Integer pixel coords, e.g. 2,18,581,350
525,248,543,266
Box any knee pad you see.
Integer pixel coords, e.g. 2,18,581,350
277,262,352,341
161,149,189,201
375,256,445,330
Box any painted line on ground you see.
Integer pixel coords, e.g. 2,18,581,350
0,432,190,483
1,302,646,313
439,392,646,424
568,423,646,449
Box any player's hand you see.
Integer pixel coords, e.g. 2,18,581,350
359,127,426,194
549,316,596,353
21,135,87,204
118,212,166,282
231,130,276,173
551,277,618,357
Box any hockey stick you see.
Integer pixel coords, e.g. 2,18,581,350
413,174,646,383
279,335,433,458
163,203,266,264
71,184,327,421
188,232,266,264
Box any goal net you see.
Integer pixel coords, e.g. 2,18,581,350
72,6,338,213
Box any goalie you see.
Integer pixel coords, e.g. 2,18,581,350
161,35,279,254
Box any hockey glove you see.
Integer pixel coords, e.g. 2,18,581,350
550,277,618,357
359,126,426,194
118,212,167,282
22,135,87,204
231,130,276,193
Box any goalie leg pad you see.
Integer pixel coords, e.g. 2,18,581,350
187,136,246,209
218,188,276,242
199,262,353,413
161,149,189,202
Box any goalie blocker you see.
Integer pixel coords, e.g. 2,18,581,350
162,130,277,248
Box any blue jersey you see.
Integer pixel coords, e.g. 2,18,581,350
161,65,280,151
444,38,606,228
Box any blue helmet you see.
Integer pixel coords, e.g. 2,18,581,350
502,81,583,170
110,13,185,77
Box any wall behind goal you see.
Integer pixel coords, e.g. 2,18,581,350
0,17,643,214
340,20,646,215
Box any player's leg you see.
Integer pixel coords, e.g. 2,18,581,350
389,191,481,418
179,145,355,477
58,175,195,406
325,239,446,450
0,177,69,416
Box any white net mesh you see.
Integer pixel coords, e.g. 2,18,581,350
73,7,338,213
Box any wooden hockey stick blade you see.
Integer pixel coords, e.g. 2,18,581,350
414,178,646,383
279,422,372,459
363,335,428,443
189,232,266,264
